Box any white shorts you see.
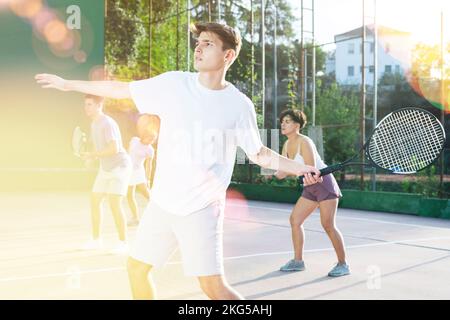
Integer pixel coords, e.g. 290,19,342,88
129,167,147,186
130,200,225,277
92,166,131,196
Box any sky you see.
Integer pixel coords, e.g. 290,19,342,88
289,0,450,51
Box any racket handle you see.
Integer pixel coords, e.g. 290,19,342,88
298,163,344,185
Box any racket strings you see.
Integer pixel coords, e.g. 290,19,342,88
386,111,442,171
369,109,445,173
371,113,412,171
72,127,86,156
373,110,443,172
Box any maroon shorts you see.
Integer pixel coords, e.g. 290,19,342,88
301,173,342,202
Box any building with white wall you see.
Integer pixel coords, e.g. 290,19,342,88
331,25,412,86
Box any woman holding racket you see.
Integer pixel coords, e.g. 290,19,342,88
275,109,349,277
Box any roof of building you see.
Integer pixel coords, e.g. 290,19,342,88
335,24,411,41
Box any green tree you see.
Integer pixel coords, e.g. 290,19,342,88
315,82,360,172
377,72,432,119
105,1,146,75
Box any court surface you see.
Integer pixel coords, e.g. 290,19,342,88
1,191,449,300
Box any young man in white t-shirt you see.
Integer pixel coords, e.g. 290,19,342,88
81,95,132,255
35,22,322,300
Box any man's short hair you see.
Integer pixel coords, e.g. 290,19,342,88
85,94,104,105
190,22,242,58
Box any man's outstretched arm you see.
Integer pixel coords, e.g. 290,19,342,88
248,146,321,179
35,73,131,99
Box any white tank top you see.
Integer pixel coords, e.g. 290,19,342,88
128,136,154,170
286,137,327,170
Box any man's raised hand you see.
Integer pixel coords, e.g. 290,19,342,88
35,74,68,91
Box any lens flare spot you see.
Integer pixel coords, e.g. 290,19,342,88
48,31,81,58
89,65,107,81
73,50,87,63
225,189,249,219
31,8,56,38
0,0,12,10
44,19,68,44
9,0,42,18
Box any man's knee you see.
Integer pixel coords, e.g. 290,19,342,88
91,193,104,204
108,194,123,205
127,257,152,277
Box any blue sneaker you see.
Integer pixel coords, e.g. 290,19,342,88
280,259,305,272
328,263,350,277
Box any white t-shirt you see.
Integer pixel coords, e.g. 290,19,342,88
129,71,264,216
128,136,154,170
91,114,130,171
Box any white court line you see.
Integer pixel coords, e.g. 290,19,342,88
1,235,450,283
0,168,95,173
0,266,125,283
228,203,450,231
217,236,450,261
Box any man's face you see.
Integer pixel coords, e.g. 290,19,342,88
193,32,232,72
84,98,102,118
